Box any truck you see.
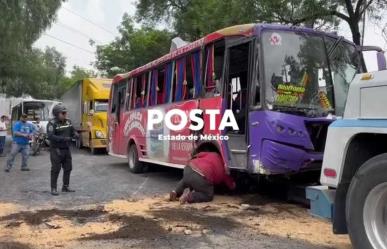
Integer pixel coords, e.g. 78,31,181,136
61,78,112,154
307,51,387,249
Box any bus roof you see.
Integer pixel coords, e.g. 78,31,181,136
112,23,352,84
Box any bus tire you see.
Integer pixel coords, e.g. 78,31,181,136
346,153,387,249
128,144,143,173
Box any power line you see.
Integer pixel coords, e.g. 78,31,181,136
42,33,95,55
57,21,103,44
62,6,116,36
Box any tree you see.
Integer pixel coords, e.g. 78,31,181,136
58,66,97,94
4,47,67,99
136,0,258,40
255,0,387,46
135,0,387,45
95,14,173,77
0,0,63,79
0,0,64,96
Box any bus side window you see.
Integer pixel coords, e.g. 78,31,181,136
142,73,150,107
185,54,194,100
135,76,142,108
110,84,118,113
126,78,133,111
204,40,225,97
164,62,174,104
116,81,127,123
157,67,165,105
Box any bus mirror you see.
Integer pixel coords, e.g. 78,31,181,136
377,51,386,71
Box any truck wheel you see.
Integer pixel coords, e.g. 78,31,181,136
346,153,387,249
128,144,143,173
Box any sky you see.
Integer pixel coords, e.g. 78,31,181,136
34,0,387,74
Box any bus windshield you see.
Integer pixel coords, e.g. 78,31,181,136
23,101,53,121
262,31,361,117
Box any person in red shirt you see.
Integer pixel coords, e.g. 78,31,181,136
170,151,236,204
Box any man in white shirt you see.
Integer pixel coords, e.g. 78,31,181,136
0,115,7,156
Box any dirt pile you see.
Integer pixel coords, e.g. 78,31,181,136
0,195,351,249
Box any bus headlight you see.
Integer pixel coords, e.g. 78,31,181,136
95,130,104,139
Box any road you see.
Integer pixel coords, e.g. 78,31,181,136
0,139,351,249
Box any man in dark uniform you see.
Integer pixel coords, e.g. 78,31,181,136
47,104,79,196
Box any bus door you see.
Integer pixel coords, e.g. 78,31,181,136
110,80,127,155
223,39,254,170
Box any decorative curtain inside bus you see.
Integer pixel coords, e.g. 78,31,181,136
191,51,202,98
205,45,215,91
141,75,147,107
164,62,174,103
175,57,186,102
150,69,158,106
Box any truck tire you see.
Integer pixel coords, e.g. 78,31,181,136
346,153,387,249
128,144,143,173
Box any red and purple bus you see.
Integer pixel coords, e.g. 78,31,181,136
108,23,365,175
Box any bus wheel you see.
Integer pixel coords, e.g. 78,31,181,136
128,144,143,173
346,153,387,249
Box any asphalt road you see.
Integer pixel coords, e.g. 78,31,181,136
0,137,180,208
0,138,343,249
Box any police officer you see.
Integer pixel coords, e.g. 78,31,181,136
47,104,79,196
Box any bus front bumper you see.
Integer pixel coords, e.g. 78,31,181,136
260,140,323,174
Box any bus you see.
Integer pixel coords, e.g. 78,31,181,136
108,23,367,175
11,99,61,133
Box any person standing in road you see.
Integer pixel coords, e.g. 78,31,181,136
4,114,35,172
47,104,79,196
0,115,8,156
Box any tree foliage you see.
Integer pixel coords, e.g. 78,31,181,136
95,14,174,77
135,0,387,45
0,0,63,79
4,47,66,99
0,0,64,98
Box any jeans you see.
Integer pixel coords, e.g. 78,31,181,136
175,166,214,203
6,143,29,170
0,136,5,154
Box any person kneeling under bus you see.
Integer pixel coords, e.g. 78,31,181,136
170,150,236,204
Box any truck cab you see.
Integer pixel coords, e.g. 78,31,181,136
307,69,387,249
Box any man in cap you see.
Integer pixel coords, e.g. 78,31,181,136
5,114,35,172
47,104,79,196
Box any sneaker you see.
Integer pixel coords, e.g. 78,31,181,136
51,188,59,196
62,186,75,192
4,169,10,173
179,188,191,204
169,191,178,201
21,168,30,171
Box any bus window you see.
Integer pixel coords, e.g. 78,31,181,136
185,55,194,100
157,67,165,105
126,78,134,111
149,70,158,107
205,40,225,96
143,72,150,107
174,57,186,102
164,62,174,104
111,81,127,122
110,84,118,113
135,76,142,108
